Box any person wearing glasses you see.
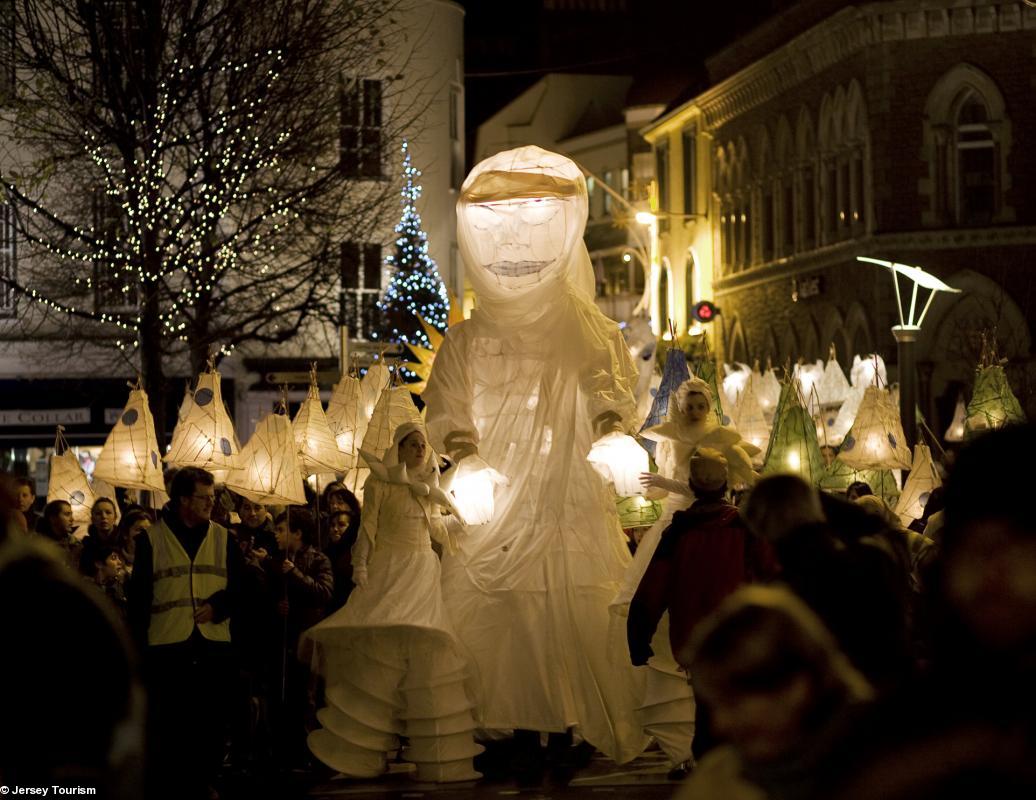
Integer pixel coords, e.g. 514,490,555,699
128,466,245,800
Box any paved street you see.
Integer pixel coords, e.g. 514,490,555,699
307,751,675,799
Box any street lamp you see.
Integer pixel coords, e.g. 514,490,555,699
856,256,961,449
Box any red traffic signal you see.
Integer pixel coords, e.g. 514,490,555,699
692,300,720,322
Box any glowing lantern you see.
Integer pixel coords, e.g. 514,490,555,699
818,346,851,407
762,381,826,485
293,380,351,475
895,444,942,525
360,358,392,418
850,353,887,390
694,357,729,425
47,428,96,527
837,387,912,471
165,367,241,481
616,494,663,529
964,364,1026,438
587,432,650,496
944,393,966,442
794,360,825,414
360,386,423,463
756,362,781,419
732,381,770,462
819,461,901,507
93,385,166,493
225,411,307,505
722,363,751,410
449,456,509,526
326,374,365,463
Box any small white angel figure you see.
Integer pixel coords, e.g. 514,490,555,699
302,422,482,782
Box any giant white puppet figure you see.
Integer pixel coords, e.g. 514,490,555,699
424,146,648,762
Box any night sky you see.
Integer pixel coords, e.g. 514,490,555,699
456,0,829,145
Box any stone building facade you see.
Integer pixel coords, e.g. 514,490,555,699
644,0,1036,430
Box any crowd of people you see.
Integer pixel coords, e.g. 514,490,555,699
0,414,1034,799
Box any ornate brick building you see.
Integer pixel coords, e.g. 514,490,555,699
643,0,1036,430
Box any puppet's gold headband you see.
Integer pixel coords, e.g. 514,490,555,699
460,170,582,204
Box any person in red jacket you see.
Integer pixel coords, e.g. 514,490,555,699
627,448,774,669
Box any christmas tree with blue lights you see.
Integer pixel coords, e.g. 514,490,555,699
371,141,450,347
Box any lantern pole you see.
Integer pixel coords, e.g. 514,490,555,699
857,257,961,452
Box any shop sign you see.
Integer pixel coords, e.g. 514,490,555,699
0,408,91,426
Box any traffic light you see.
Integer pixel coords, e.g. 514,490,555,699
692,300,720,323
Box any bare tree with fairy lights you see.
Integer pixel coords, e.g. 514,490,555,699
0,0,427,437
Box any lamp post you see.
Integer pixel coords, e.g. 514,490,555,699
856,257,961,449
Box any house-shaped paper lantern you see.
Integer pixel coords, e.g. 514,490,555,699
964,364,1026,438
47,429,96,527
895,444,942,525
360,387,423,463
225,411,306,505
164,368,241,480
294,381,350,475
818,346,851,407
762,381,826,485
360,359,392,418
837,387,912,471
732,381,771,461
93,385,166,493
639,346,690,457
944,393,966,442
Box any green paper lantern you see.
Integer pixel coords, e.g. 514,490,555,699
694,358,729,426
964,365,1026,438
616,495,663,529
819,460,901,507
762,381,827,485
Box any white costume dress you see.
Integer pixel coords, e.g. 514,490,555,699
303,425,481,782
423,147,648,763
610,380,759,766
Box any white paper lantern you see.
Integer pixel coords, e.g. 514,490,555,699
326,375,365,461
757,366,781,419
794,360,825,415
165,368,241,479
93,387,166,493
850,353,887,390
722,363,751,410
944,393,966,442
47,440,96,528
360,387,423,464
225,412,307,505
451,457,508,526
894,444,942,525
586,432,649,496
360,359,392,418
818,350,851,407
837,387,912,471
732,383,771,461
293,383,351,475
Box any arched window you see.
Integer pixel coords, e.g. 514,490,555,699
775,116,795,257
955,91,997,225
922,64,1012,228
796,107,818,252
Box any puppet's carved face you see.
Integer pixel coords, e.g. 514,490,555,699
463,196,573,290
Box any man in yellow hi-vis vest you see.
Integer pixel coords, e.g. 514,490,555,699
128,466,244,800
